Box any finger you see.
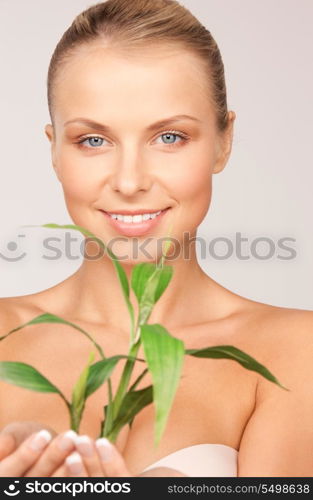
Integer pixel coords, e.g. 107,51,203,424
75,435,104,477
95,438,132,477
24,430,77,477
51,464,68,477
64,451,87,477
0,434,16,460
0,429,52,477
0,421,57,448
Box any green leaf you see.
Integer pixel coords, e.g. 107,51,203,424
154,266,173,302
86,354,145,400
139,268,170,311
132,264,173,343
131,263,173,304
0,361,65,395
72,352,95,410
108,385,153,438
86,355,131,398
0,312,105,360
117,385,153,428
141,324,185,447
186,345,289,391
157,222,174,268
70,352,95,431
131,263,155,303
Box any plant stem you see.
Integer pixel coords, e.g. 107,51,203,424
105,424,121,443
70,406,79,433
101,244,170,439
101,379,114,436
111,339,141,421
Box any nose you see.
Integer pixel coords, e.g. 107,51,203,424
109,147,152,196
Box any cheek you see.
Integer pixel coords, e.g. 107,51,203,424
174,162,212,200
55,141,214,234
168,149,214,225
56,148,102,203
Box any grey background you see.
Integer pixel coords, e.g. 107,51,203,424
0,0,312,309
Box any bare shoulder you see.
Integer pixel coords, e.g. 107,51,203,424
199,283,312,373
259,304,312,394
233,298,313,385
243,301,313,362
250,301,313,331
231,295,313,343
0,295,44,335
0,296,22,333
234,302,313,475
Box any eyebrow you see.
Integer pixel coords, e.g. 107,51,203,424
64,114,202,132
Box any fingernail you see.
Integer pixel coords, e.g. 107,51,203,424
66,451,83,474
57,430,77,451
76,435,93,457
96,437,112,462
29,430,52,451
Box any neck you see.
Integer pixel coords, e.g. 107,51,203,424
66,238,215,334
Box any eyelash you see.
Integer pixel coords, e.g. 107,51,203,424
75,130,190,151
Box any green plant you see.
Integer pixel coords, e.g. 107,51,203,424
0,223,289,447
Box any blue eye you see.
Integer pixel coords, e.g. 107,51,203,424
159,133,181,144
83,137,104,147
76,130,189,151
154,130,189,148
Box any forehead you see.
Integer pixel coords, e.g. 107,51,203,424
53,44,214,127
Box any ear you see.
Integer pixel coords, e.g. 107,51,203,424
44,124,61,181
212,111,236,174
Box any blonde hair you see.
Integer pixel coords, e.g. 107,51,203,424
47,0,229,131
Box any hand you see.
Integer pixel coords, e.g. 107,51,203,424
0,420,57,458
0,422,186,477
52,436,131,477
52,436,187,477
0,423,78,477
0,420,58,468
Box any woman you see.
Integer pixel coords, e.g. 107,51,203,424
0,0,312,477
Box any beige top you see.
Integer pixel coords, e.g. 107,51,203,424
141,443,238,477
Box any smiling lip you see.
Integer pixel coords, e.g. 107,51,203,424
100,207,170,236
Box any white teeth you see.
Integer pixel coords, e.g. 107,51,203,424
109,210,162,223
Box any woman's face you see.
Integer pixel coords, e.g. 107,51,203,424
45,44,234,262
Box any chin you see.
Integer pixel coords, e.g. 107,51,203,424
105,238,169,265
